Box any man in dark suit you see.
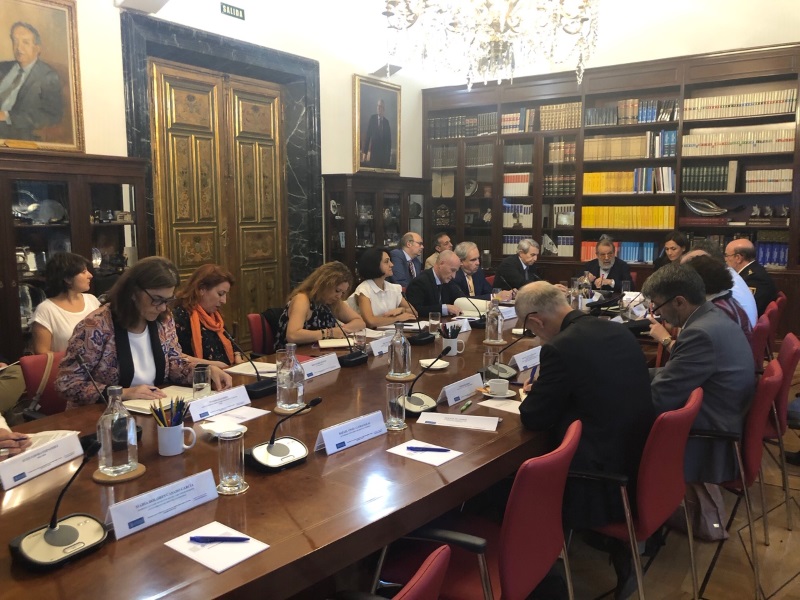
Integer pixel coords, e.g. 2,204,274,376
494,238,540,291
724,238,777,316
406,250,464,317
389,232,424,288
453,241,512,301
584,237,632,293
360,99,392,169
0,22,63,141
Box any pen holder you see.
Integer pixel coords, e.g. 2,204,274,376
442,337,465,355
157,425,196,457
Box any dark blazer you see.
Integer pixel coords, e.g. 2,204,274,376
520,311,655,529
494,254,539,290
0,60,63,141
362,113,392,168
739,261,777,316
650,302,755,483
406,268,465,317
453,268,493,300
389,248,422,289
583,258,633,293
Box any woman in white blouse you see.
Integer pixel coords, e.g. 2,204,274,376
350,247,417,328
31,252,101,353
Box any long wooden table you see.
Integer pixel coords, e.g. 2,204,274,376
0,322,545,599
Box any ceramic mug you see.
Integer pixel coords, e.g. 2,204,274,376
442,337,465,355
157,425,196,457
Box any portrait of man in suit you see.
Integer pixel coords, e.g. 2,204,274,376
355,75,399,173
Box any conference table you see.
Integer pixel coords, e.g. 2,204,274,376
0,320,547,599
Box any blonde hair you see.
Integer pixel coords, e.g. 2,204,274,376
288,261,354,305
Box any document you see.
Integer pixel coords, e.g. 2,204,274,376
387,439,462,466
479,399,521,415
123,385,193,415
225,362,277,377
416,412,499,432
165,521,268,573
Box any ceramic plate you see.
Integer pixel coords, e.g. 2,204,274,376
483,390,516,399
465,179,478,196
419,358,448,370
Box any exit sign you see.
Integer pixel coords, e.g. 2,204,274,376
220,2,245,20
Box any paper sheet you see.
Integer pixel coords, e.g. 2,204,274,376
123,386,193,414
387,439,462,466
478,399,521,415
165,521,268,573
207,405,269,424
225,362,277,377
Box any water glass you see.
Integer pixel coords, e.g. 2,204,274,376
428,312,441,336
217,430,249,495
353,328,367,352
482,351,499,384
193,364,211,400
386,383,407,431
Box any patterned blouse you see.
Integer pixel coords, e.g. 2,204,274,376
172,306,232,365
274,299,337,350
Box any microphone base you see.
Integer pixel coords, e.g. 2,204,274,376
245,379,277,400
483,339,508,346
408,332,435,346
10,513,108,570
486,362,518,380
338,351,368,367
398,393,437,414
246,437,308,472
470,318,486,330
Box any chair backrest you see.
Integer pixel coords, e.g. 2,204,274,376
485,274,495,287
629,271,638,288
394,545,451,600
636,388,703,538
776,291,787,322
740,359,783,487
749,313,770,372
19,352,66,415
498,420,582,600
767,332,800,437
247,313,275,356
765,302,780,352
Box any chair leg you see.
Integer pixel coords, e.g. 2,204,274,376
620,485,645,600
476,553,494,600
757,466,769,546
682,499,699,600
771,406,793,530
370,545,389,594
561,542,575,600
735,441,763,600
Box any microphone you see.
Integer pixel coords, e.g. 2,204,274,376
76,354,108,405
333,321,368,367
401,293,435,346
224,329,277,399
485,330,536,380
246,397,322,472
399,346,451,414
10,440,109,569
586,294,622,315
462,295,487,329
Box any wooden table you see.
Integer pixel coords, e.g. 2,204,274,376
0,323,545,599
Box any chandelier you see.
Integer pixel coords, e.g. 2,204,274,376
382,0,599,89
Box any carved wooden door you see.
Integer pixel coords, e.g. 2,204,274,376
149,59,287,347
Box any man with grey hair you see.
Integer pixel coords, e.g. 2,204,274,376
583,236,632,294
453,241,512,301
389,232,424,288
644,263,754,483
724,238,777,316
406,250,464,317
495,238,540,291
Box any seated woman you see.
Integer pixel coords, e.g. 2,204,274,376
55,256,232,409
274,261,366,349
31,252,101,353
172,264,246,368
348,247,416,328
653,230,689,270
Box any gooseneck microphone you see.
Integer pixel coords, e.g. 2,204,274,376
399,346,451,414
246,397,322,472
225,329,277,399
486,329,537,380
76,354,109,405
401,293,435,346
462,295,487,329
10,440,109,569
333,321,368,367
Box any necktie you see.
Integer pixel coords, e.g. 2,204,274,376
523,267,529,282
437,284,442,304
0,66,23,109
466,274,475,296
408,260,416,278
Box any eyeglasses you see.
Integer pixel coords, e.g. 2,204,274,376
520,311,538,337
649,295,676,314
141,288,176,307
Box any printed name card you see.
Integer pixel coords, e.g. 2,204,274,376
416,413,500,432
509,346,541,371
109,470,218,539
450,317,472,332
0,430,83,490
314,411,387,455
189,385,251,422
436,374,484,407
499,306,517,320
368,335,392,356
301,353,341,379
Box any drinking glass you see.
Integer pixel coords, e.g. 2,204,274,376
428,312,441,336
386,383,407,431
217,430,249,495
353,328,367,352
193,364,211,400
482,351,499,385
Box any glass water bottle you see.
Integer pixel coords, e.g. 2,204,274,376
97,385,138,476
388,323,411,377
277,343,305,411
485,297,504,343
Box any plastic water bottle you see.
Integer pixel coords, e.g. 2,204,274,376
277,343,305,411
485,296,504,343
481,249,492,269
388,323,411,377
97,385,138,476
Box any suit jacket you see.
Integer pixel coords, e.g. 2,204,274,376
739,261,777,316
453,268,493,300
494,254,538,290
520,311,655,529
389,248,422,288
405,268,464,317
582,258,633,293
0,60,63,141
650,302,755,483
362,113,392,168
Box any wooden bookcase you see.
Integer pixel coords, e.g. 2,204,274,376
422,43,800,335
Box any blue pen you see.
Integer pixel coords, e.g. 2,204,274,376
527,365,539,384
407,446,450,453
189,536,250,543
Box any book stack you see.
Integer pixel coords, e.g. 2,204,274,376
683,88,797,120
502,173,531,196
745,168,793,193
539,101,582,130
502,202,533,228
682,128,795,156
581,206,675,229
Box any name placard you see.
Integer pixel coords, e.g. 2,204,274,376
314,411,386,455
436,374,483,407
449,317,472,332
509,346,541,371
189,385,250,422
499,306,517,320
368,335,392,356
109,470,218,539
0,430,82,490
302,353,341,379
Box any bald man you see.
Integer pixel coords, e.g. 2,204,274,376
405,250,464,317
724,239,777,316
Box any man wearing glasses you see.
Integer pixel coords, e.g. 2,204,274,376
390,232,424,288
583,236,632,293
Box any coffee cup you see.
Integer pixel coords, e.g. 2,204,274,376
487,378,509,396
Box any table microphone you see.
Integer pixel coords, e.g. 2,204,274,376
10,440,109,569
401,293,434,346
485,330,536,380
246,397,322,472
224,329,277,398
398,346,451,414
333,322,368,367
76,354,109,405
462,295,486,329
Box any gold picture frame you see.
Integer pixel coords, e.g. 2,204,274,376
0,0,83,152
353,74,400,174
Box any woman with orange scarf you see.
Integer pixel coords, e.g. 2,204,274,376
172,264,246,368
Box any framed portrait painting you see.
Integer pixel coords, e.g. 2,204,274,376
0,0,83,152
353,75,400,174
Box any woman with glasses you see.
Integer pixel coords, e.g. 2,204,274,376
274,261,365,349
56,256,232,409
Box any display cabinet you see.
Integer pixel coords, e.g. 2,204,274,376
0,150,148,359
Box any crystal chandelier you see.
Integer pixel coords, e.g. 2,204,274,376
382,0,599,89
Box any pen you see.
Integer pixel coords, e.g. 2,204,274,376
460,400,472,412
189,536,250,543
406,446,450,453
527,365,539,384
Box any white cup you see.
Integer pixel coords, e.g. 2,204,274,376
157,425,196,457
487,378,509,396
442,337,465,355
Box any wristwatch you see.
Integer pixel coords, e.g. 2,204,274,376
660,336,672,349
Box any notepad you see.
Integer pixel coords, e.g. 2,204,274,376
165,521,268,573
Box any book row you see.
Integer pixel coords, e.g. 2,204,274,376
583,130,677,160
500,108,537,133
544,173,577,196
579,240,656,263
539,101,582,131
501,203,534,228
581,205,676,229
683,88,797,120
430,144,458,169
427,112,499,139
503,143,534,166
585,98,678,127
465,143,494,168
682,162,737,192
745,169,793,193
502,173,531,197
547,140,577,163
583,168,676,194
682,128,795,156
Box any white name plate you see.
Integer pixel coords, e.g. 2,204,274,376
449,317,472,332
499,306,517,320
436,374,483,407
0,430,82,490
302,353,341,379
109,470,218,539
417,412,499,432
509,346,541,371
189,385,251,422
368,335,392,356
314,411,387,455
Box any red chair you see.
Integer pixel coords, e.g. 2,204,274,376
376,420,582,600
486,275,495,287
247,313,274,356
574,388,703,600
764,302,780,357
629,271,638,289
749,313,770,374
19,351,66,417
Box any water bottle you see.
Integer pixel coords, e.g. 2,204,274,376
97,385,138,476
277,343,305,411
481,249,492,270
485,296,504,343
388,323,411,377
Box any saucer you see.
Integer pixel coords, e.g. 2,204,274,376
420,358,448,370
483,391,516,399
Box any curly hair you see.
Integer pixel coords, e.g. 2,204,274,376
44,252,92,297
174,264,235,311
289,261,354,305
